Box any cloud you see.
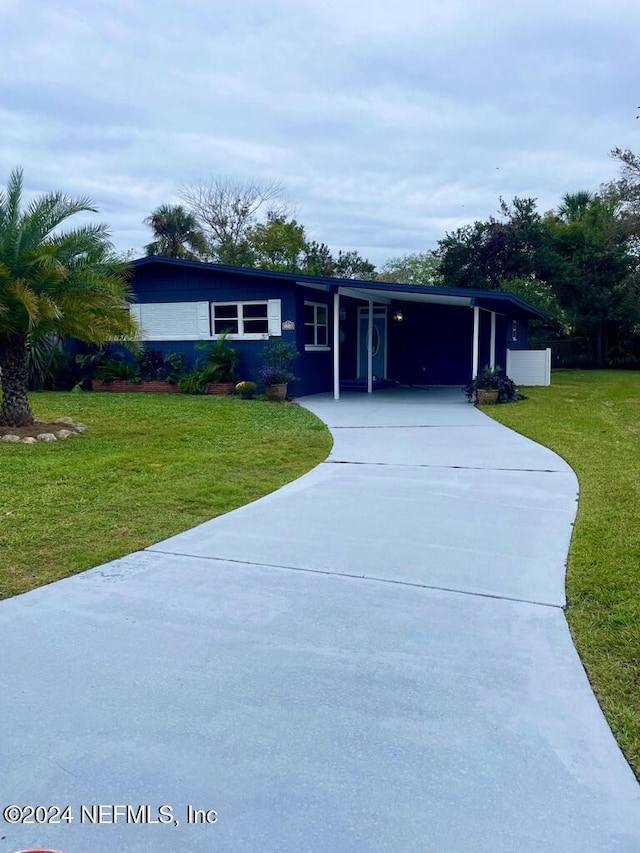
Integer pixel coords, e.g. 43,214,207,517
1,0,638,265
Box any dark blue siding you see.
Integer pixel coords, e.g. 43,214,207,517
495,315,509,370
479,310,492,372
506,316,529,350
293,287,334,395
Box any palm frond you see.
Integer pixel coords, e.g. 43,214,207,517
1,168,24,231
26,330,59,389
1,278,41,331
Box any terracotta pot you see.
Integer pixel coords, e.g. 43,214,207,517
265,383,287,402
477,388,499,405
205,382,235,396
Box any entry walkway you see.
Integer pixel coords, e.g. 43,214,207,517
0,388,638,852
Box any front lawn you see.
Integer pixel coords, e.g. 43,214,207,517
0,392,331,600
486,370,640,776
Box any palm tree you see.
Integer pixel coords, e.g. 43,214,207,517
0,167,139,426
144,204,208,259
557,190,595,222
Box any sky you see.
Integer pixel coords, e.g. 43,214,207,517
1,0,639,268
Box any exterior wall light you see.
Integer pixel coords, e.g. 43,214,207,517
339,306,347,321
393,310,404,323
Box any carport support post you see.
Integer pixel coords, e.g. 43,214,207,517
333,291,340,400
490,311,496,369
367,300,373,394
472,305,480,379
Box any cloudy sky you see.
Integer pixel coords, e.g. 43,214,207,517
1,0,638,267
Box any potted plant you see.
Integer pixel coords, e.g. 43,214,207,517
464,365,501,405
464,366,524,405
258,340,298,402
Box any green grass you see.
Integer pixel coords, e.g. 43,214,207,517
486,370,640,775
0,392,331,600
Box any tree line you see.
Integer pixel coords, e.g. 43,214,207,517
2,147,639,426
434,150,640,368
145,151,640,367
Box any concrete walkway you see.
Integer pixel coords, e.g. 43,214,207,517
1,388,638,852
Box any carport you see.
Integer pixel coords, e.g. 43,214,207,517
329,281,545,399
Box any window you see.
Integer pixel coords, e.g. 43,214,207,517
212,301,270,338
304,302,329,348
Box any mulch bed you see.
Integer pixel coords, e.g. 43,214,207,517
0,422,72,438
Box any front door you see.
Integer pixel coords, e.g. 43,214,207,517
357,308,387,379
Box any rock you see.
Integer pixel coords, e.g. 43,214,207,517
55,417,75,425
36,433,57,442
1,434,21,443
56,429,74,439
72,423,87,433
21,437,37,444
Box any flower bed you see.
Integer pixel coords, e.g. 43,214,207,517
91,380,182,393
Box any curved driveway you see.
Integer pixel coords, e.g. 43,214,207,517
1,388,638,852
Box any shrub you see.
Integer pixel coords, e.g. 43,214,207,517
196,332,238,383
96,357,139,382
178,371,208,394
138,348,166,381
138,348,186,383
161,351,186,383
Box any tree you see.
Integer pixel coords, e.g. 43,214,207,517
180,177,288,264
299,242,375,279
606,148,640,211
302,240,336,277
245,213,307,272
0,168,139,426
378,252,440,285
144,204,208,259
499,276,567,342
544,195,639,366
557,191,595,223
436,197,549,290
332,250,376,280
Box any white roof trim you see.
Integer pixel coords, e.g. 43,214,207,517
339,286,471,308
338,286,392,304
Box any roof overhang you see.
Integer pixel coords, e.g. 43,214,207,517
132,256,545,321
338,286,472,309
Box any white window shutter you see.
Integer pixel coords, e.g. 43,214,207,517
268,299,282,336
197,302,211,337
129,303,144,338
133,303,201,340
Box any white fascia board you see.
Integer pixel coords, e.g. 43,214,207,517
296,280,331,292
338,286,392,304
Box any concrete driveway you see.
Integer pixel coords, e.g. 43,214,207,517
1,388,638,852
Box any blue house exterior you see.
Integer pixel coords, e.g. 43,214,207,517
128,256,544,398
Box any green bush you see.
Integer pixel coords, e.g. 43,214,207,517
96,357,138,382
196,332,238,383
